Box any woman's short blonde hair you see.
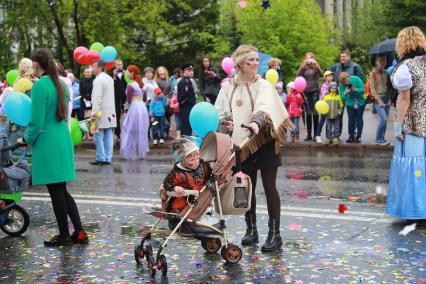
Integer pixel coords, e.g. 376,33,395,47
18,58,34,78
396,26,426,58
339,71,350,84
232,45,258,68
268,58,282,68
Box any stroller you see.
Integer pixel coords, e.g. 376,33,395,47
134,131,253,277
0,133,30,237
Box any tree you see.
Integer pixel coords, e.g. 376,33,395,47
234,0,339,78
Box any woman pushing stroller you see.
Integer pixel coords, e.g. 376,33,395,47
215,45,294,252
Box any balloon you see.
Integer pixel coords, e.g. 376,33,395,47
239,1,247,8
265,69,279,85
85,50,100,65
221,57,234,75
73,46,88,64
189,102,219,138
90,42,104,52
4,92,31,126
106,60,115,71
100,46,117,62
70,117,82,145
294,77,307,93
124,70,133,83
6,70,19,86
13,77,33,93
315,100,329,115
387,66,394,75
190,136,203,148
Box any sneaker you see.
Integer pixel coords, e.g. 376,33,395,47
44,235,73,247
346,137,355,143
160,139,164,144
325,139,332,144
332,138,339,145
315,136,322,143
153,140,158,145
354,138,361,143
71,230,89,244
376,139,390,146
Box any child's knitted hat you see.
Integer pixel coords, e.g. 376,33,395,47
287,82,295,89
171,137,199,162
328,82,338,92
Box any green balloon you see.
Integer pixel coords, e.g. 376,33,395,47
124,70,133,84
6,70,20,86
90,42,104,52
71,128,83,146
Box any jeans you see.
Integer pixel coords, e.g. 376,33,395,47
304,91,319,137
326,118,340,139
347,105,365,139
374,96,390,142
94,128,113,162
316,114,326,137
153,116,166,140
175,115,181,131
291,117,299,135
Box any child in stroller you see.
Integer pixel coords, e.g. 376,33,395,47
135,132,252,278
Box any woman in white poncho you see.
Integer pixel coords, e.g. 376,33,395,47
215,45,293,252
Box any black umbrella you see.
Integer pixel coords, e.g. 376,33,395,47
368,38,396,55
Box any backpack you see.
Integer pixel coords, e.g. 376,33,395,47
363,79,374,104
388,70,399,106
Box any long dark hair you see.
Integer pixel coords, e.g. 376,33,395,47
32,49,67,121
200,56,211,70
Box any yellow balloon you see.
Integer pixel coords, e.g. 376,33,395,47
265,69,279,85
96,111,103,118
315,100,329,115
13,78,33,93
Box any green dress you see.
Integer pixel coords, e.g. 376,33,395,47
24,76,76,185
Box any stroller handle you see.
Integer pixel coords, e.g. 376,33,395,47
0,143,27,153
166,189,200,197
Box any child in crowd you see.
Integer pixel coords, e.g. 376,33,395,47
162,137,212,232
285,82,304,143
323,82,343,145
315,70,334,143
275,82,286,105
169,95,181,139
149,87,168,145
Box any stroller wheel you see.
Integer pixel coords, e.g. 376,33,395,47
201,238,222,253
157,254,168,276
222,244,242,264
134,245,144,266
144,244,156,278
0,204,29,237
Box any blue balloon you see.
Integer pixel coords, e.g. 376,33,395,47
100,46,117,63
387,66,395,75
392,59,397,67
189,102,219,138
4,92,31,126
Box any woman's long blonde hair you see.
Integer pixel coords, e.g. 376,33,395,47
154,66,169,83
396,26,426,59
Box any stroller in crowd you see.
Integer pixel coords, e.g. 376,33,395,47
134,131,253,277
0,134,30,237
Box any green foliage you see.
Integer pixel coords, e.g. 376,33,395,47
233,0,339,79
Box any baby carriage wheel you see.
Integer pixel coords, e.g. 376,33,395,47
201,238,222,253
144,244,156,278
1,204,29,237
134,245,144,266
221,244,242,264
157,254,168,276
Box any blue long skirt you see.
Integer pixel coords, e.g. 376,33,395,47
386,134,426,219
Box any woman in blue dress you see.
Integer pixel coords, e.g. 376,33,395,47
387,26,426,220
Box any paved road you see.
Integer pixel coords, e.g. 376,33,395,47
1,148,425,283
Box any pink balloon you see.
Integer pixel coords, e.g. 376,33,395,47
294,77,307,93
221,57,234,75
239,1,247,8
73,46,88,64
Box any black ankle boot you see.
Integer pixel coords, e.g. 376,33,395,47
241,213,258,245
261,218,282,252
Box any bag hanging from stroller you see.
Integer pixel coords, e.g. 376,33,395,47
0,134,31,194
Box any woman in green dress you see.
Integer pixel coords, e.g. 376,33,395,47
17,49,88,247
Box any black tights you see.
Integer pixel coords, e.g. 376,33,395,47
46,182,83,237
246,167,280,219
